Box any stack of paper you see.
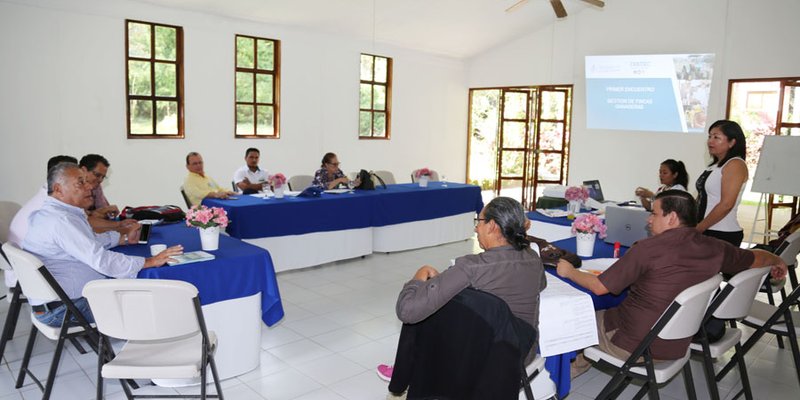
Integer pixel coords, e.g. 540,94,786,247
538,274,599,357
167,251,216,266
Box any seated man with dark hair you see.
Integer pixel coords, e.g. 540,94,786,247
558,190,788,377
233,147,269,194
79,154,115,216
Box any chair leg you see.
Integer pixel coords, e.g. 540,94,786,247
733,342,754,400
0,287,23,360
209,354,224,400
700,347,721,400
96,335,104,400
42,333,68,400
596,367,632,400
784,312,800,388
15,327,38,388
766,290,786,349
682,361,697,400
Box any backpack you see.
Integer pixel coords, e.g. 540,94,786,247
355,169,387,190
120,205,186,223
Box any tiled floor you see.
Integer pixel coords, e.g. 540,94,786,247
1,236,798,399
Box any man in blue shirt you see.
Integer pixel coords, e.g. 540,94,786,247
22,162,183,327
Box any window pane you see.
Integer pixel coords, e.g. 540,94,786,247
501,151,525,177
236,72,253,102
154,26,176,61
128,61,151,95
129,100,153,134
256,74,273,104
257,39,274,71
780,127,800,136
502,121,526,148
537,152,562,181
539,122,564,151
236,105,254,135
155,101,178,134
128,22,151,58
373,85,386,111
236,36,254,68
373,112,386,137
540,91,566,120
360,54,373,81
359,111,372,137
782,86,800,124
154,62,176,97
360,84,373,109
374,57,388,83
256,105,274,136
503,92,527,120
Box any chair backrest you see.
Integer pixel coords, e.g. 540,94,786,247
2,242,60,302
0,201,22,243
657,274,723,340
372,170,396,185
231,181,238,192
179,186,192,208
776,230,800,267
712,267,770,320
83,279,201,340
288,175,313,191
411,169,439,183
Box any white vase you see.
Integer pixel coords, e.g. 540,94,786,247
199,226,220,251
274,185,285,199
419,176,429,187
568,200,581,215
575,232,596,257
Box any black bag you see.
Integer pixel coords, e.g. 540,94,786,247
120,205,186,223
355,169,386,190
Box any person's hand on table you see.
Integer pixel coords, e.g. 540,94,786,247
120,223,142,245
556,258,576,279
144,245,184,268
412,265,439,281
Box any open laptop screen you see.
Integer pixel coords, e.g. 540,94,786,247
583,180,604,202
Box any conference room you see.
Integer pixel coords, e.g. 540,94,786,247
1,0,799,399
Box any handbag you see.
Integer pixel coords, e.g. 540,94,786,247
355,169,387,190
120,205,186,223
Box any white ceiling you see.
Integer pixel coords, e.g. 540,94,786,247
132,0,602,58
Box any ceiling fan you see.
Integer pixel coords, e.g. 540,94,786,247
505,0,605,18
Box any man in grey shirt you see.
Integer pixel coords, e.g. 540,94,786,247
22,162,183,327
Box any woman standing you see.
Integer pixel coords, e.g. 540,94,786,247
635,159,689,210
695,120,748,246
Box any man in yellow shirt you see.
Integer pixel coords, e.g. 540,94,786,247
183,152,235,206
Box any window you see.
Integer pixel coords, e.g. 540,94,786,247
359,54,392,139
235,35,280,138
125,20,183,138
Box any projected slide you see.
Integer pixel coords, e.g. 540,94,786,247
585,54,714,133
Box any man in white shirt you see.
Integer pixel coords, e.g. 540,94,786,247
22,162,182,327
233,147,269,194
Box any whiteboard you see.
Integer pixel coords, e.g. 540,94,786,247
751,135,800,196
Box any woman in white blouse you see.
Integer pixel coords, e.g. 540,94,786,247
635,159,689,210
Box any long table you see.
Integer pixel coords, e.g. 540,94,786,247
527,211,628,399
113,223,284,381
204,183,484,271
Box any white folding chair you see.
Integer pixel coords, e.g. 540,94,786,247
0,200,21,244
410,169,439,183
0,249,28,363
519,354,558,400
690,267,770,400
372,170,396,185
2,242,99,400
584,274,723,400
82,279,223,400
287,174,313,191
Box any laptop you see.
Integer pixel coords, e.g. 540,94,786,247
604,205,651,247
583,180,638,209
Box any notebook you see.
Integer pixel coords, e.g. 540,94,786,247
167,251,216,266
603,205,651,247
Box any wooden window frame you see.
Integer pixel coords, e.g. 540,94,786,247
359,53,392,139
125,19,184,139
234,34,281,139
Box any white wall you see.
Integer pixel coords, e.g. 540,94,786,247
0,0,468,206
467,0,800,201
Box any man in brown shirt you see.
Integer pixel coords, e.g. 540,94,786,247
557,190,787,373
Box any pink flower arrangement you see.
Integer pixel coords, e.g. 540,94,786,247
186,205,229,229
571,214,607,238
269,173,287,188
415,168,431,178
565,186,590,202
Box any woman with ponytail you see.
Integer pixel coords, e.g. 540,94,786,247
635,159,689,210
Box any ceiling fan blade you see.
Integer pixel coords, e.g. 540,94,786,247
505,0,529,13
581,0,605,7
549,0,567,18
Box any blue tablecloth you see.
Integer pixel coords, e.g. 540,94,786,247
527,210,628,399
113,223,284,326
203,183,484,239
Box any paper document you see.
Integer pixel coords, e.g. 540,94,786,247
167,251,216,266
536,209,570,218
282,191,302,197
324,189,352,194
580,258,617,276
538,274,599,357
528,221,573,243
249,192,273,199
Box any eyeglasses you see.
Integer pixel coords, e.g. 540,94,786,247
328,162,341,167
474,217,487,227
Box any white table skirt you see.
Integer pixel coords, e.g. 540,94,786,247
372,212,475,253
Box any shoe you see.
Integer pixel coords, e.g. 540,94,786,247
377,364,393,382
